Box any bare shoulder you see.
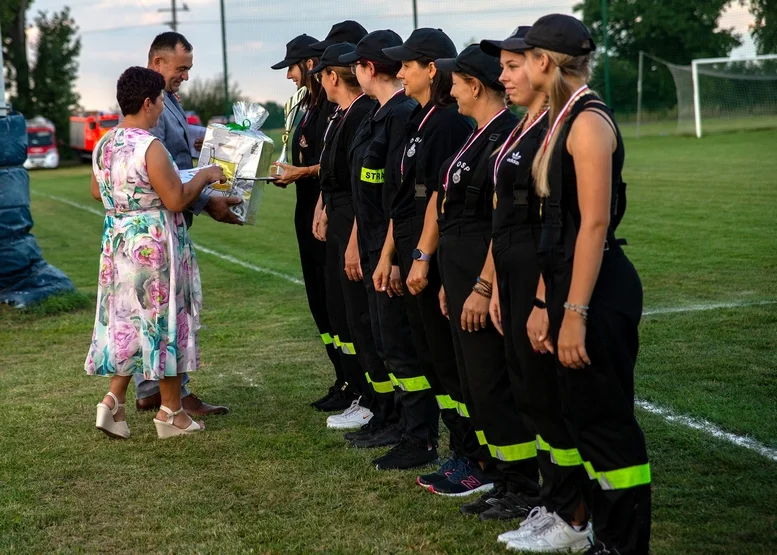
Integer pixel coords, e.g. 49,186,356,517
567,111,616,156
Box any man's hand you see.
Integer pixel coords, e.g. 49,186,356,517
194,137,204,152
204,196,243,225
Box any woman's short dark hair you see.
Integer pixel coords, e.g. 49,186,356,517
363,58,401,79
116,66,165,116
417,56,455,107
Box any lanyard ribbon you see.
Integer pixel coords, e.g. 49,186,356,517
442,108,508,191
401,105,437,176
542,85,589,153
493,108,549,183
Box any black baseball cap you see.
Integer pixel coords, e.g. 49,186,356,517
524,14,596,56
435,44,504,91
338,29,403,65
310,42,356,74
480,26,532,57
271,34,319,70
311,20,368,52
382,28,457,62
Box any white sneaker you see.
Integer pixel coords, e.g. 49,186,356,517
498,506,551,544
506,512,593,553
326,398,373,430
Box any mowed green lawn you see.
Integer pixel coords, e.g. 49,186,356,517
1,130,776,554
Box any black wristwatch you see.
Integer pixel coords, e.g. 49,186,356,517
412,248,431,262
533,297,547,309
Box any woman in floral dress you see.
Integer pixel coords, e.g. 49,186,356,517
85,66,225,439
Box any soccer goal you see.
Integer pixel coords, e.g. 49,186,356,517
637,53,777,138
692,54,777,138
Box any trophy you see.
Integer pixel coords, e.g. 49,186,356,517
274,85,309,177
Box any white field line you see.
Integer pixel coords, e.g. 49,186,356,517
636,400,777,463
34,191,777,462
643,300,777,316
31,191,303,285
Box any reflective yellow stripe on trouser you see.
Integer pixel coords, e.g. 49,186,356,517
321,333,334,345
536,435,584,467
333,335,356,355
365,372,394,394
457,402,470,418
490,441,537,462
597,463,652,490
388,373,431,392
436,395,458,410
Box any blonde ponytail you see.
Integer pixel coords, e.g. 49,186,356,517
530,49,593,198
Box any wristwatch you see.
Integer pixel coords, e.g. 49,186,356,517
412,248,432,262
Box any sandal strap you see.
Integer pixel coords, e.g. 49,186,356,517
158,405,185,424
105,392,124,415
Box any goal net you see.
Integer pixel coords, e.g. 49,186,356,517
646,54,777,137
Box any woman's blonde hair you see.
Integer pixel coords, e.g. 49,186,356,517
529,49,592,197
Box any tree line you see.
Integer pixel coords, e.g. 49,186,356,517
3,0,776,141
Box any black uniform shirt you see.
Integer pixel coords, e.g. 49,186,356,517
291,95,337,199
391,102,472,221
491,111,548,235
319,94,375,197
349,90,417,247
437,109,518,229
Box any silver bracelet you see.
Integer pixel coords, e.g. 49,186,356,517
564,302,589,320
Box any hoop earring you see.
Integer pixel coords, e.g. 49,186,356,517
473,93,479,100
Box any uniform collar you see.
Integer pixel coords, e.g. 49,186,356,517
409,100,435,128
372,90,411,123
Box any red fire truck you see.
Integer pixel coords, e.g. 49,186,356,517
70,112,120,160
24,117,60,170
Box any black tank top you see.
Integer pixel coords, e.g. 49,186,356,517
539,93,626,260
490,110,548,236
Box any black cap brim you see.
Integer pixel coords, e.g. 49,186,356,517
338,50,360,64
382,44,422,61
479,39,504,57
479,38,531,57
271,58,299,70
310,40,331,52
433,57,460,73
309,61,327,74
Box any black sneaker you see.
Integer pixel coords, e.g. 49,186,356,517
585,542,620,555
310,384,338,409
373,438,438,470
416,455,464,489
316,388,357,412
343,420,377,442
459,485,506,516
351,424,402,448
479,490,538,521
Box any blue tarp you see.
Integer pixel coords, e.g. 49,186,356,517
0,111,75,307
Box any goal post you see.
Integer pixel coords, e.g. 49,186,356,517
692,54,777,138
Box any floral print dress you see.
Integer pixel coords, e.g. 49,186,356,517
85,127,202,380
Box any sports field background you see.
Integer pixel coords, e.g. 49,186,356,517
1,129,776,554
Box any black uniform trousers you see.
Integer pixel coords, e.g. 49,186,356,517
294,187,342,383
393,208,475,451
358,240,416,431
493,226,587,519
325,192,382,407
438,221,539,492
543,245,651,555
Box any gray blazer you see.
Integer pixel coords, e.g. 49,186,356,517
149,91,208,221
150,91,193,171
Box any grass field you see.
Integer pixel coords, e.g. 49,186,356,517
1,129,777,554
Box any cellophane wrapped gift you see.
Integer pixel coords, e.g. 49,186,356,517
196,101,275,225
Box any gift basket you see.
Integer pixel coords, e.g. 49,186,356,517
196,101,275,225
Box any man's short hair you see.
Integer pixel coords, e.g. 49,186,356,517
148,31,193,63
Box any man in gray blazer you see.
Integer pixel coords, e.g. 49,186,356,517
134,31,234,416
